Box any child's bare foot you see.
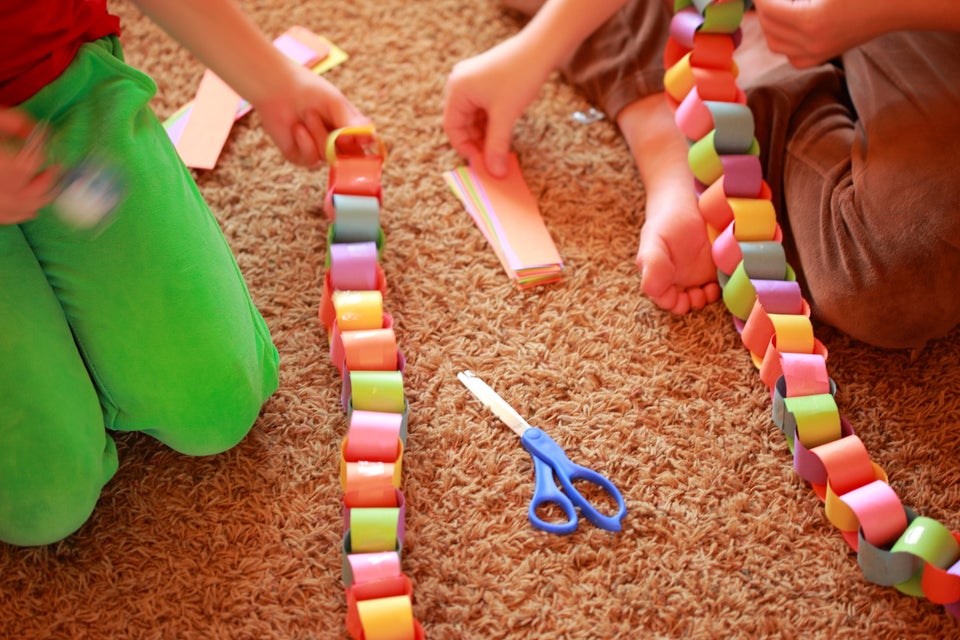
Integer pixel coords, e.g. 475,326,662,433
618,11,787,314
619,93,721,314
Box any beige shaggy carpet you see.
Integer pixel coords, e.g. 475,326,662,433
2,1,960,638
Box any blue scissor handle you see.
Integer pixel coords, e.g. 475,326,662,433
520,427,627,534
528,455,579,535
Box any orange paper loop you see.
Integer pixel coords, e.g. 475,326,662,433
343,328,400,372
341,455,402,509
812,435,875,496
690,32,736,70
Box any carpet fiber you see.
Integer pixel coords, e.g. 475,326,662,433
4,1,960,638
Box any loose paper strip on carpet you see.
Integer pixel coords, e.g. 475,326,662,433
164,26,348,168
443,153,563,289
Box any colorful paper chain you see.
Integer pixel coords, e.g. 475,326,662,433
665,0,960,615
318,125,426,639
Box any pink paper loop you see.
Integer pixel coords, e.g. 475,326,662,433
779,352,830,398
330,242,380,291
669,6,705,49
675,86,713,141
840,480,908,549
711,221,740,276
759,336,827,390
346,410,404,462
345,551,402,589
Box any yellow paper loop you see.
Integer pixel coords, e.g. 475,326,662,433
356,595,415,640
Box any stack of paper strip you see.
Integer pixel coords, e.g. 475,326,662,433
164,26,349,169
443,153,563,289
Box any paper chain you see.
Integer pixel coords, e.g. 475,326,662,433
319,125,426,639
665,0,960,615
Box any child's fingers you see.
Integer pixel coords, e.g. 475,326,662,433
481,112,513,177
299,110,329,165
0,108,36,139
0,167,57,224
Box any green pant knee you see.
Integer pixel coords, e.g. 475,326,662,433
0,435,118,547
134,354,279,457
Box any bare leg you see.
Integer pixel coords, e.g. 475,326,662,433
619,93,719,313
619,11,787,314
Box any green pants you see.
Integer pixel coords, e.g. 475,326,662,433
0,38,280,546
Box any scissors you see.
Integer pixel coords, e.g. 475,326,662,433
457,370,627,535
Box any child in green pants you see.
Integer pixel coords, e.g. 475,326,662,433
0,0,369,546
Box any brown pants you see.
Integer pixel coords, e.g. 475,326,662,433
513,1,960,348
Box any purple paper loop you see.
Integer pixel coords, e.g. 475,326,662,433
330,241,379,291
670,6,705,48
719,154,763,197
753,280,803,315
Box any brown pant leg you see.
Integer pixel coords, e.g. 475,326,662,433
509,3,960,347
505,0,672,118
765,32,960,348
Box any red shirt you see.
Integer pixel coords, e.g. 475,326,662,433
0,1,121,106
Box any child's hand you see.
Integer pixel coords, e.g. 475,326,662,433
252,63,371,167
442,36,551,177
0,109,58,224
752,0,892,67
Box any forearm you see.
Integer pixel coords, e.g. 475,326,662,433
129,0,296,105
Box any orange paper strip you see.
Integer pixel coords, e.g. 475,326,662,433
174,69,241,170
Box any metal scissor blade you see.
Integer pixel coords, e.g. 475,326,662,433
457,370,531,437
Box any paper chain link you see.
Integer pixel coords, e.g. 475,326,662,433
319,125,426,639
666,0,960,615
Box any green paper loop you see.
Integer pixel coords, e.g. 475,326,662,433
721,262,755,320
350,370,406,413
689,132,759,186
891,517,960,596
350,507,401,553
783,393,841,450
700,0,745,34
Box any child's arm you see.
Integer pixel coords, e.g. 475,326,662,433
443,0,629,176
0,109,57,224
753,0,960,68
130,0,369,166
